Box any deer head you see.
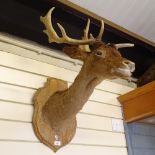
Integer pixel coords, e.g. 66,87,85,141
40,7,135,80
33,7,135,152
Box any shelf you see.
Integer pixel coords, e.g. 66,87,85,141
118,80,155,122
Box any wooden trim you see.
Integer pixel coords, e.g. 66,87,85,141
118,81,155,102
56,0,155,48
118,81,155,122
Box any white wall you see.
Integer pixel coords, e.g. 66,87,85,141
0,34,135,155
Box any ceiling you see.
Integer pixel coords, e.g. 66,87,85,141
70,0,155,45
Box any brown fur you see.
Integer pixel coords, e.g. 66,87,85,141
33,39,135,153
43,42,134,130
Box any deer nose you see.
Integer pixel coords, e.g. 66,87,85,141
123,60,135,72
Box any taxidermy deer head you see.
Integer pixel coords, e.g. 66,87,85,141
33,7,135,152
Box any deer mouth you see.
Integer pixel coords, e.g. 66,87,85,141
117,68,132,77
117,62,135,78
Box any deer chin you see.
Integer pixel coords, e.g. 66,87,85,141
116,67,132,78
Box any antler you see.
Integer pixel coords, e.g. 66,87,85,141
79,19,91,52
97,20,104,40
40,7,97,45
115,43,134,49
79,19,104,52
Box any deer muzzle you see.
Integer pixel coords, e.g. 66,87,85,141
123,60,135,72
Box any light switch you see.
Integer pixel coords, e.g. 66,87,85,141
111,119,124,132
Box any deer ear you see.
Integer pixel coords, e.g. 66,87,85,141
63,46,88,61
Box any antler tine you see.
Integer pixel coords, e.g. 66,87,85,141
40,7,96,45
40,7,60,43
90,33,95,39
97,20,104,40
79,19,91,52
84,19,90,39
115,43,134,49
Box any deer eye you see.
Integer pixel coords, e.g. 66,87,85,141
96,51,102,55
95,50,106,58
95,51,102,56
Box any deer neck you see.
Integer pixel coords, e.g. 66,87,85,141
42,61,104,128
68,68,99,101
63,62,103,114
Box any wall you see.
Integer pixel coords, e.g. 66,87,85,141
125,122,155,155
0,34,135,155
